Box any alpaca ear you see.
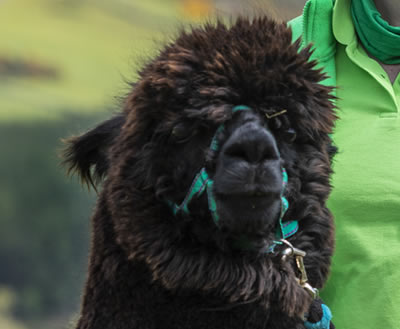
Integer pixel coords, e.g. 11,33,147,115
62,114,125,189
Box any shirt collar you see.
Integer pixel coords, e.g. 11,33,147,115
333,0,357,45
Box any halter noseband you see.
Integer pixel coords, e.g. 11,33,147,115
166,105,298,250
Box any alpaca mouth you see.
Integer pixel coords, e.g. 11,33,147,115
218,192,280,210
217,185,282,211
218,188,281,199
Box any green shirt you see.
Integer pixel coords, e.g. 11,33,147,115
320,0,400,328
289,0,400,327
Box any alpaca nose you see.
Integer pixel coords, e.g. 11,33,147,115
223,122,280,164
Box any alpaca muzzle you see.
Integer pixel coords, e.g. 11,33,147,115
214,110,283,237
166,105,298,251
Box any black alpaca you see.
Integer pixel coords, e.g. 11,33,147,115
64,16,337,329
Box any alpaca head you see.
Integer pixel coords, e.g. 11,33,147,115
64,16,336,315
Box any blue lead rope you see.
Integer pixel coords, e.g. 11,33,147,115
166,105,299,246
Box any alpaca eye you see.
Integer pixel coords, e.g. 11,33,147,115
171,123,193,142
283,128,297,143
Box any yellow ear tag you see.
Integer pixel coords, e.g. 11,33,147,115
265,109,287,119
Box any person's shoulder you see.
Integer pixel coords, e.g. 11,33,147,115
287,0,335,45
287,0,337,89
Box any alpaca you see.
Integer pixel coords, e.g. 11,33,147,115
64,16,337,329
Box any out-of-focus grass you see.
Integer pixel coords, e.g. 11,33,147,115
0,0,190,121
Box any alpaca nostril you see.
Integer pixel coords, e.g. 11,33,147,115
225,145,251,162
224,127,280,164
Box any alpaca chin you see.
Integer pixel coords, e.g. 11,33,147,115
215,194,282,244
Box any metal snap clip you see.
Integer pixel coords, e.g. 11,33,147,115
280,239,319,299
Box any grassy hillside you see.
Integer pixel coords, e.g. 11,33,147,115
0,0,192,121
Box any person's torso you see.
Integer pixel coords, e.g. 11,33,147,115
321,35,400,329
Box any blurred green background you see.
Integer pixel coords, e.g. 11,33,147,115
0,1,305,328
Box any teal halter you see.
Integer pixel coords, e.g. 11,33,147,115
167,105,298,249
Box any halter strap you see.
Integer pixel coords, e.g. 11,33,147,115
166,105,298,250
